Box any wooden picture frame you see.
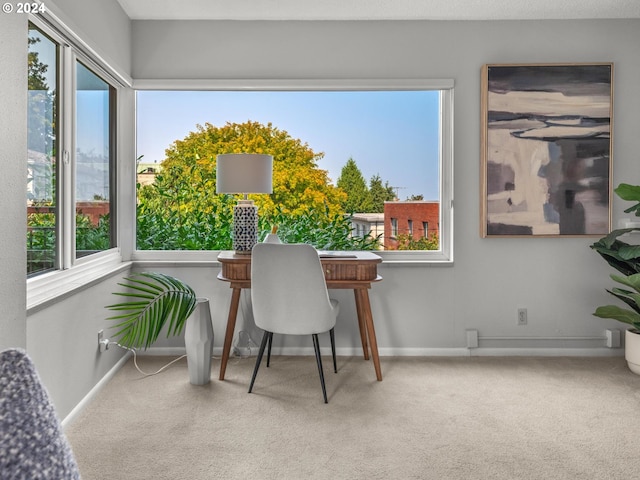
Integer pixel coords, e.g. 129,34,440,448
480,63,613,237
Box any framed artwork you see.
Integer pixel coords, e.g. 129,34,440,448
480,63,613,237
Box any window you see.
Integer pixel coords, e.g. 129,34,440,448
134,80,454,263
408,219,413,236
27,25,58,276
75,61,116,259
391,218,398,237
422,221,429,238
27,19,118,278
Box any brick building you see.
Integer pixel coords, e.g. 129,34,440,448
383,201,439,250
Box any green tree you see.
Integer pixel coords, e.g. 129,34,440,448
369,174,396,212
28,36,55,157
336,158,372,213
134,121,383,251
138,121,345,220
396,233,439,250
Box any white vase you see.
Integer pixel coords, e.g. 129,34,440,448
263,233,282,244
625,329,640,375
184,298,214,385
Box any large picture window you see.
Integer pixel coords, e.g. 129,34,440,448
135,82,453,262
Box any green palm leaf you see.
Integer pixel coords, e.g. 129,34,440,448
106,272,197,349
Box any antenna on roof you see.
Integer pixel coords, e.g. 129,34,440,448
390,186,406,199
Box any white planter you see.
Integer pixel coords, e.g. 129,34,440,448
625,329,640,375
184,298,214,385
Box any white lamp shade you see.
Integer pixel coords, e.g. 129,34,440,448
216,154,273,194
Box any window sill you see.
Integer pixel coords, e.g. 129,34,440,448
131,249,453,266
27,251,131,314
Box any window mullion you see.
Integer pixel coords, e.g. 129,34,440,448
59,45,75,269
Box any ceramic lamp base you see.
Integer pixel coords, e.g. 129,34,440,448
233,200,258,255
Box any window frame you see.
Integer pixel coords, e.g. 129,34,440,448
132,78,454,265
27,13,128,311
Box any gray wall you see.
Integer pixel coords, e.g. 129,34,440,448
0,14,28,350
131,19,640,353
3,12,640,419
47,0,131,77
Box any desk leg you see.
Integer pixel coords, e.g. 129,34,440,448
357,288,383,381
354,290,370,360
219,287,241,380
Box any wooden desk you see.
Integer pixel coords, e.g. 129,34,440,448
216,250,383,381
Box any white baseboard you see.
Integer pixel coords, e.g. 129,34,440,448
140,346,624,358
61,351,132,430
468,347,624,357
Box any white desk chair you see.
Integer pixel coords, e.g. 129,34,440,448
249,243,339,403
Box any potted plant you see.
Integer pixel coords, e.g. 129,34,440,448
590,183,640,374
106,272,214,385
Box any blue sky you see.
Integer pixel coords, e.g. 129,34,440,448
136,90,441,200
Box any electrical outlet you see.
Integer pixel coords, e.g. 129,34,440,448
517,308,527,326
98,330,109,352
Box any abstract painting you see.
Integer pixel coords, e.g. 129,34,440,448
481,63,613,237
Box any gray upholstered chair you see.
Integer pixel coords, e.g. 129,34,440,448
0,348,81,479
248,243,339,403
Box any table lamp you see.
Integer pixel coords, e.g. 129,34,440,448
216,153,273,254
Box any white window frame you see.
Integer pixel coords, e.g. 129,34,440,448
132,79,454,265
27,13,129,312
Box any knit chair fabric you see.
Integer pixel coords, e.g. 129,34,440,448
0,348,81,479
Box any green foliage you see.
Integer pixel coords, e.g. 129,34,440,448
136,201,380,251
138,120,346,221
591,183,640,328
27,210,55,274
337,158,372,213
395,233,439,250
369,174,396,213
137,196,235,250
28,36,48,91
264,206,380,251
106,272,197,349
615,183,640,217
28,32,56,159
27,210,112,273
591,228,640,276
76,214,112,252
337,159,396,213
593,273,640,330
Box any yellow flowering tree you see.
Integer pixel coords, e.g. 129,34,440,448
139,120,345,218
135,121,379,251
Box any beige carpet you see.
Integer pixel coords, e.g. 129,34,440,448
65,355,640,480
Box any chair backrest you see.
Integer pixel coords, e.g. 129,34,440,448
251,243,337,335
0,349,81,479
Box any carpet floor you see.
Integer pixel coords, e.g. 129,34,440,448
65,355,640,480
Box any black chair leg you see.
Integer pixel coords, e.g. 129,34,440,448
329,328,337,373
312,334,328,403
248,331,270,394
266,331,273,367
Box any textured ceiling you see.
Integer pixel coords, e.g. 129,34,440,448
116,0,640,21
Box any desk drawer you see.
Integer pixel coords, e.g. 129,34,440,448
322,262,377,281
220,262,251,281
